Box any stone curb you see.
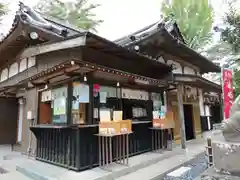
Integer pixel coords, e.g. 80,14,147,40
16,165,57,180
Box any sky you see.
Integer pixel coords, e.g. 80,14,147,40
0,0,233,41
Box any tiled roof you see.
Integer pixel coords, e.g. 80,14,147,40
0,2,85,45
114,18,185,47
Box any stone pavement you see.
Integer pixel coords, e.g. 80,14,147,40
15,139,206,180
0,131,220,180
0,145,32,180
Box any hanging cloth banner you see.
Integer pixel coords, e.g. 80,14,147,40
222,68,234,119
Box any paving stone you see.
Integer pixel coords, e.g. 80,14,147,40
164,166,192,180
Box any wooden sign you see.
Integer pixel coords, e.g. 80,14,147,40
99,121,121,134
99,120,132,135
152,111,175,129
120,120,132,133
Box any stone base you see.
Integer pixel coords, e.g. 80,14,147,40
212,140,240,174
164,166,192,180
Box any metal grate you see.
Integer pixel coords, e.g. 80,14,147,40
0,167,8,174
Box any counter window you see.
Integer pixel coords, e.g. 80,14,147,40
151,93,163,111
122,88,150,120
72,82,89,124
93,84,121,122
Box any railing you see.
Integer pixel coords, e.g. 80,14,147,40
31,122,169,171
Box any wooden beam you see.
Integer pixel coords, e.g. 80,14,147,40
20,36,86,59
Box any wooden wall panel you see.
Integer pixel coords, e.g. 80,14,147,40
39,103,52,124
172,104,180,140
193,104,202,136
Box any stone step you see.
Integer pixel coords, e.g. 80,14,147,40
165,166,192,180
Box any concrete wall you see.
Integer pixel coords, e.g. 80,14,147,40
13,88,38,154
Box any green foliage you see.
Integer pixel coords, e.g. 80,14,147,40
221,1,240,53
219,0,240,96
0,3,7,20
233,69,240,97
35,0,103,32
161,0,213,50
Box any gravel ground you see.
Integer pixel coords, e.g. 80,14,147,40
163,152,208,180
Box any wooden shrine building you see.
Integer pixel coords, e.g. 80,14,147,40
0,3,176,171
0,2,84,149
115,19,222,144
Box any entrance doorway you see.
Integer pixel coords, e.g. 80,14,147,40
210,104,222,124
0,97,18,144
183,104,195,140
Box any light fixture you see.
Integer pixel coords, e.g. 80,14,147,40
29,32,39,40
71,61,75,65
84,74,87,82
38,84,48,92
117,82,120,87
134,45,140,51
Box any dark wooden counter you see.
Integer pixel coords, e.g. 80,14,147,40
30,120,169,171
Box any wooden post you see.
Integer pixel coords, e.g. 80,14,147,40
67,82,73,125
88,83,94,124
177,83,186,149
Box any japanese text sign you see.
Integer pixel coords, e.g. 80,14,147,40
222,69,234,119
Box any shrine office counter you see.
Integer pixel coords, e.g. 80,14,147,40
30,120,171,171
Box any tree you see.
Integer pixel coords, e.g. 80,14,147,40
35,0,103,32
0,2,7,20
220,0,240,53
0,2,8,39
161,0,214,50
218,0,240,96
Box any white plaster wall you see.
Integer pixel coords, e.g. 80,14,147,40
198,89,205,116
157,56,165,64
167,60,182,74
184,66,195,75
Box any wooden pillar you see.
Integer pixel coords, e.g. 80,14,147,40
177,83,186,149
88,83,94,124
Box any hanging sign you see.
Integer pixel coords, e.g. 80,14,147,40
99,109,111,122
222,68,234,119
73,84,89,103
53,97,66,115
113,111,123,121
100,92,107,103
